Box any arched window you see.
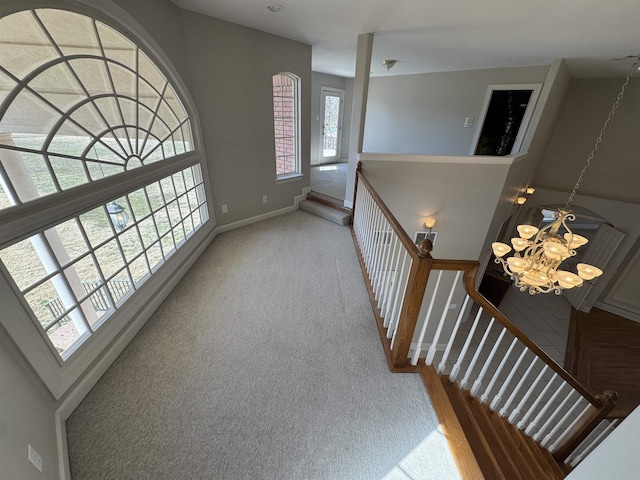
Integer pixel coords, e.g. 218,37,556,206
0,7,209,370
272,73,301,180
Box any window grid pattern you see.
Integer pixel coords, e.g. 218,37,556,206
0,9,194,210
0,9,208,361
0,165,206,357
272,73,299,177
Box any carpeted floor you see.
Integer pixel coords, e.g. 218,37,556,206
66,210,458,480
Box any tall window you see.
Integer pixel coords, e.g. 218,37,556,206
0,8,208,362
272,73,301,179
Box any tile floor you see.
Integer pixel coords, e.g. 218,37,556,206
499,285,572,366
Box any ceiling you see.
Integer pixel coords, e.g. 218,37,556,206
171,0,640,79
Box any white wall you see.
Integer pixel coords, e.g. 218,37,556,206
534,77,640,315
605,247,640,321
360,156,510,260
478,60,573,270
566,406,640,480
526,188,640,315
0,1,312,478
310,72,352,165
0,323,58,480
535,79,640,204
362,65,549,155
181,11,312,226
359,155,512,345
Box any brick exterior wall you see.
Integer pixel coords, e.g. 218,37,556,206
272,74,297,176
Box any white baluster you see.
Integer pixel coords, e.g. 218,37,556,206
517,372,557,430
373,222,391,297
411,270,443,365
377,229,395,308
568,419,620,467
354,186,365,237
460,317,495,390
522,377,564,435
357,189,371,262
449,307,483,383
533,390,578,442
357,187,370,247
490,347,528,411
388,253,411,341
369,214,386,286
382,237,402,324
380,235,399,315
499,357,539,417
438,294,470,375
481,337,518,404
546,402,591,451
364,201,381,270
426,271,461,366
508,364,550,424
471,326,507,398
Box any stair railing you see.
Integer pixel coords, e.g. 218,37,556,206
351,161,619,467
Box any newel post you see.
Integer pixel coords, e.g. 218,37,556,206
352,161,362,214
389,240,434,369
552,389,618,462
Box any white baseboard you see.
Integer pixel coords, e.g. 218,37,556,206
53,188,312,479
54,227,216,480
343,200,353,209
214,187,312,234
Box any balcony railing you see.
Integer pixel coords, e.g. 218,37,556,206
350,161,618,467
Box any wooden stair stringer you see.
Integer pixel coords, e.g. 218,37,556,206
421,365,503,479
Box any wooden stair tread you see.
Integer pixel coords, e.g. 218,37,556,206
307,191,352,214
440,375,508,479
421,365,567,479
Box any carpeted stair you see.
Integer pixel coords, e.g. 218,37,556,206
300,191,351,225
421,364,570,479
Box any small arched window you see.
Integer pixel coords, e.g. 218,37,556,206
272,72,301,180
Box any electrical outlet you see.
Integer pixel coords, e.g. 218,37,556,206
262,195,268,204
221,204,228,214
28,444,42,472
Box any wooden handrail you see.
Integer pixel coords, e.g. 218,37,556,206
355,163,428,261
552,390,617,462
460,268,603,408
352,162,616,461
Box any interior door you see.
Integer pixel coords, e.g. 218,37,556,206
472,84,541,156
564,223,625,312
320,87,344,164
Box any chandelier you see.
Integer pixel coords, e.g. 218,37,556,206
492,53,639,295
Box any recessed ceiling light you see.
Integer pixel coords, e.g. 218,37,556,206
267,4,284,13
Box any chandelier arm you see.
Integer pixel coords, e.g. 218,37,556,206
564,52,640,210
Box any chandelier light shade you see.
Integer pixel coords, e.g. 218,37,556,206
493,52,639,295
492,209,601,294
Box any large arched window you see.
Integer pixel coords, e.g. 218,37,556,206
0,7,209,374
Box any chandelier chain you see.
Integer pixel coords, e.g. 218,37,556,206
564,52,640,210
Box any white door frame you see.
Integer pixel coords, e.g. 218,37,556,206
319,87,345,164
470,83,542,155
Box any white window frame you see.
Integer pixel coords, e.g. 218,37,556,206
272,72,302,183
0,0,215,399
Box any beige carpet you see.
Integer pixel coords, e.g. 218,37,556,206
66,210,458,479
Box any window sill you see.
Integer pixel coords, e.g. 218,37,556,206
275,173,304,184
